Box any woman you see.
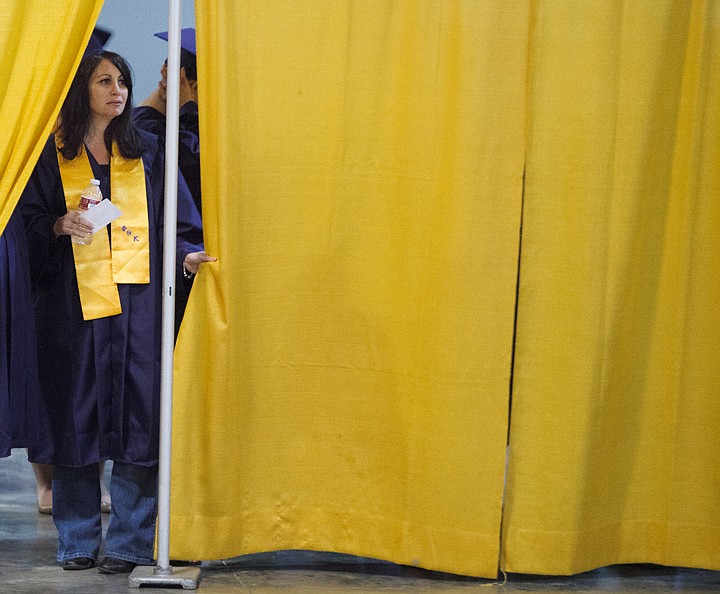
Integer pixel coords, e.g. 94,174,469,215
21,50,214,574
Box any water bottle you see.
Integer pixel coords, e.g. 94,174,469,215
72,179,102,245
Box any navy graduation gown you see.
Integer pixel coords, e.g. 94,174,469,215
22,131,203,466
0,209,40,457
133,102,201,338
132,102,201,212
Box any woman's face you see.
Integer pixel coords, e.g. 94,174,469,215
88,59,128,122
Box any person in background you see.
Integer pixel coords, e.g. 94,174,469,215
30,27,114,517
21,48,214,574
133,28,201,338
0,208,40,462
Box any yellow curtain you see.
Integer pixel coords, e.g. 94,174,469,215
502,0,720,575
0,0,103,233
171,0,528,577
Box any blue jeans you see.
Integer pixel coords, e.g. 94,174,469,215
53,461,158,565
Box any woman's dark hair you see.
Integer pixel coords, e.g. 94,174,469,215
57,51,145,160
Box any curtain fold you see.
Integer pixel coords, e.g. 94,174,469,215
0,0,103,233
171,0,527,577
501,0,720,575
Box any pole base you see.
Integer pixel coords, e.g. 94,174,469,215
128,564,201,589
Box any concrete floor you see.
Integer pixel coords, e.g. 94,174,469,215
2,449,718,593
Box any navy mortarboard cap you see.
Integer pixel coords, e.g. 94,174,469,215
154,28,196,55
84,27,112,58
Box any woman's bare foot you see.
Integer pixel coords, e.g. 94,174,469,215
99,460,111,513
32,462,53,514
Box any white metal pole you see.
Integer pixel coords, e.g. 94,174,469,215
130,0,200,588
156,0,181,573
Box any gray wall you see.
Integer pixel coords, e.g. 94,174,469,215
96,0,196,104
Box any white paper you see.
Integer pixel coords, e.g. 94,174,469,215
80,199,123,233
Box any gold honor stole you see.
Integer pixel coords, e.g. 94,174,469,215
56,140,150,320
